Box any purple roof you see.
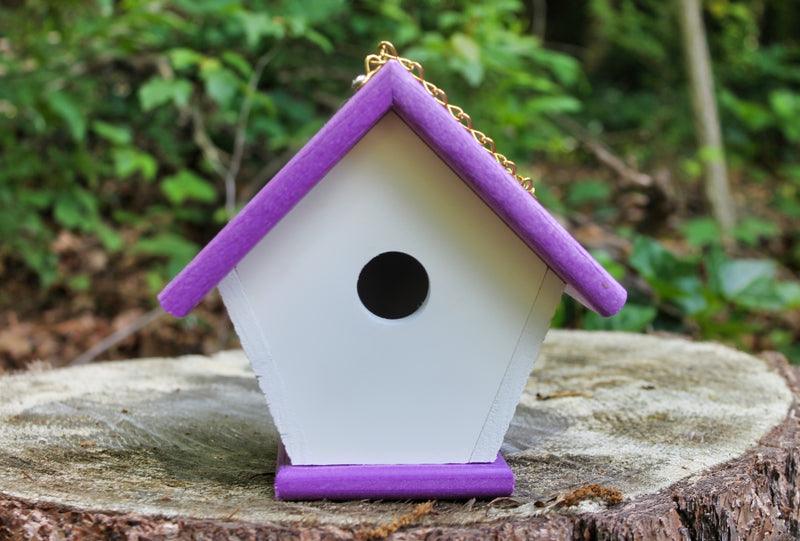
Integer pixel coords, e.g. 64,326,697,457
159,60,626,318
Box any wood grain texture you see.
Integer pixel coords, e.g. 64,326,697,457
1,332,797,540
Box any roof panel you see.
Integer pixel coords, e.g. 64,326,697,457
159,60,625,318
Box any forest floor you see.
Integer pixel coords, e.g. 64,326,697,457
1,163,798,373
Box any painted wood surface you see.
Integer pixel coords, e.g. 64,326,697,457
159,60,625,319
220,112,563,465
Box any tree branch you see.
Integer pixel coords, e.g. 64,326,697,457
223,48,279,219
70,308,165,366
191,108,229,178
676,0,736,243
549,114,654,188
549,113,675,231
532,0,547,41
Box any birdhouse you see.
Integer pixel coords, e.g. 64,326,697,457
158,43,626,500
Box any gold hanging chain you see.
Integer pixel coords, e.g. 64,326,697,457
354,41,535,196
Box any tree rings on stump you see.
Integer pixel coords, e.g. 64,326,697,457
1,331,797,539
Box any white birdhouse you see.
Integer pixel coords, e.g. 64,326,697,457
159,43,626,500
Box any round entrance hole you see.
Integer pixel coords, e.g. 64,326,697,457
357,251,429,320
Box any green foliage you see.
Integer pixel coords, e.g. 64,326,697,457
584,304,658,332
566,179,612,207
768,89,800,143
0,0,582,293
1,0,798,364
629,237,706,316
580,235,800,360
585,0,800,171
161,170,218,205
402,0,584,154
681,216,780,249
139,78,194,111
133,232,200,282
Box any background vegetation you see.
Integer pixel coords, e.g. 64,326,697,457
1,0,798,369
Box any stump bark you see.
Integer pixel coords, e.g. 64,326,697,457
1,330,798,540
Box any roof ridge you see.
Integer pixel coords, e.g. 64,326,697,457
159,59,626,319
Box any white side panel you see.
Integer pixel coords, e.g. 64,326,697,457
217,270,307,457
470,268,565,461
234,112,549,465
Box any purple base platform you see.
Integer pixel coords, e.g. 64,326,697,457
274,446,514,501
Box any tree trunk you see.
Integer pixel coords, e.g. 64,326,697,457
676,0,737,242
1,331,798,539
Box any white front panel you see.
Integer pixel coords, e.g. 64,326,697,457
231,112,554,465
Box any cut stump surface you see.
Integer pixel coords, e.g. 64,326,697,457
1,330,799,539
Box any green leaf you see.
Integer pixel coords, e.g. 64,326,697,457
781,164,800,182
512,72,558,93
769,88,800,119
94,222,124,253
201,66,240,108
68,274,92,292
161,170,217,204
134,233,198,257
739,107,773,131
453,58,485,86
21,249,58,288
20,190,54,209
680,217,722,248
172,0,241,15
97,0,113,16
719,89,772,132
222,51,253,77
630,237,681,282
769,89,800,142
452,33,480,62
681,157,703,179
112,148,157,181
567,179,611,206
530,48,582,87
139,77,194,111
525,95,582,115
237,12,284,48
777,281,800,309
731,99,773,131
44,91,86,142
302,29,334,53
717,259,777,303
589,249,626,281
168,48,205,70
54,198,86,229
584,304,657,332
91,120,132,145
134,233,199,279
733,216,779,246
54,188,97,229
706,248,786,310
629,236,705,314
698,145,724,163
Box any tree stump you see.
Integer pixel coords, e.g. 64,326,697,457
1,330,798,539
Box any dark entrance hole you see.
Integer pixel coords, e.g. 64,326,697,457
357,251,429,320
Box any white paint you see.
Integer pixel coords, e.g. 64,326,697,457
218,269,308,455
223,112,558,465
471,268,565,461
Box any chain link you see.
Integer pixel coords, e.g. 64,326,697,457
354,41,535,196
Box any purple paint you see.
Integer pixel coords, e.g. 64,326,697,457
158,59,628,500
158,60,626,319
274,444,514,500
